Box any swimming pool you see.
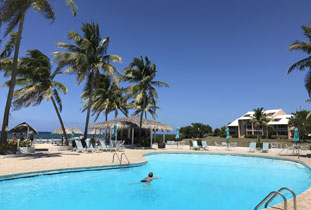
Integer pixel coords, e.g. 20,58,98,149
0,153,310,210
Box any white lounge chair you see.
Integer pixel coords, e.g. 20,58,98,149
98,139,110,152
214,142,221,149
74,138,85,152
201,140,209,150
85,138,99,152
262,142,269,153
191,140,200,150
249,142,256,152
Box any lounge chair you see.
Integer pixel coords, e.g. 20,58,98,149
74,138,85,152
109,140,118,151
85,138,99,152
214,142,221,149
229,142,237,150
262,142,269,153
271,142,278,148
98,139,110,152
191,140,200,150
201,140,209,150
249,142,256,152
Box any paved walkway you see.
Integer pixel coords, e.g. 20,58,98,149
0,144,310,210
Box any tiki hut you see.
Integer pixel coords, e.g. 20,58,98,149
9,122,38,136
51,126,71,135
89,116,173,147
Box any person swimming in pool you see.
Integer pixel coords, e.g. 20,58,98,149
141,172,158,182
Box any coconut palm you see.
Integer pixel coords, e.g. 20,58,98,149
0,32,17,77
54,22,122,139
81,74,128,122
288,26,311,97
129,94,160,119
0,0,76,143
1,50,69,145
123,56,169,142
250,107,271,142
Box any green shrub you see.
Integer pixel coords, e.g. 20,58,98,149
245,135,257,139
256,142,263,148
219,134,226,138
19,140,31,147
231,134,238,138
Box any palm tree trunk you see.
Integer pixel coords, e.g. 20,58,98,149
84,74,93,140
105,110,108,140
0,11,26,144
51,96,69,145
138,97,146,143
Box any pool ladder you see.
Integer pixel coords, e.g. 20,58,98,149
254,187,296,210
112,152,130,165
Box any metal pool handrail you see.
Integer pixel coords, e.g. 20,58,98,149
254,191,287,210
112,153,121,164
120,153,130,164
264,187,296,210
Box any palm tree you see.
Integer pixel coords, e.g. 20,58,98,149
123,56,169,142
0,32,17,76
288,26,311,97
129,94,160,119
250,107,271,142
81,74,128,122
0,0,76,143
54,22,122,139
1,50,69,145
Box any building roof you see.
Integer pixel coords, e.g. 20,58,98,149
268,114,292,125
228,109,290,127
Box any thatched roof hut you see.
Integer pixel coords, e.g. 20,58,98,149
9,122,38,134
89,116,172,131
51,126,71,134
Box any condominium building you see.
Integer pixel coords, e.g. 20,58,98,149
228,109,292,139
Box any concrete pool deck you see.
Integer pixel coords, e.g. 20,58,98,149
0,144,310,210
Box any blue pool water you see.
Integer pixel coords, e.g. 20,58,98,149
0,154,310,210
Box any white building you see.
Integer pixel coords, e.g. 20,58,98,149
228,109,292,139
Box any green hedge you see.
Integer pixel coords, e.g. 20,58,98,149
245,135,257,138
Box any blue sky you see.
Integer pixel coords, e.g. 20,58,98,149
1,0,311,132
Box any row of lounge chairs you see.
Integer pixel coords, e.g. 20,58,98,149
249,142,269,153
73,137,125,152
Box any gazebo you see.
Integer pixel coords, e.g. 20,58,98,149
89,116,172,147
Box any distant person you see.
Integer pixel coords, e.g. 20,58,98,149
20,134,25,141
29,134,34,146
141,172,158,182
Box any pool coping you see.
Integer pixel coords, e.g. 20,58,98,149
1,151,310,181
0,161,146,181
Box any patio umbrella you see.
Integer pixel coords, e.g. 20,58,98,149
113,123,118,140
9,122,38,138
226,128,230,141
71,129,75,141
71,127,83,135
293,128,299,145
175,127,180,140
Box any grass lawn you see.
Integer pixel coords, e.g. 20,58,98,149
181,136,311,149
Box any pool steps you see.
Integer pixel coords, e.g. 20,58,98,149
255,187,297,210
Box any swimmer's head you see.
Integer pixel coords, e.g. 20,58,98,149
148,172,153,177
